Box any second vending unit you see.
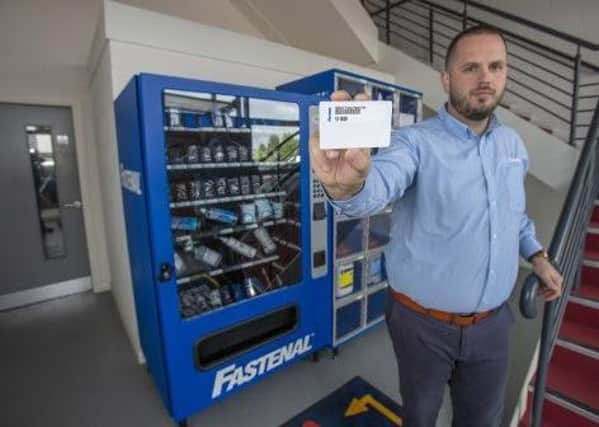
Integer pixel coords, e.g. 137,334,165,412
278,69,423,350
115,73,332,424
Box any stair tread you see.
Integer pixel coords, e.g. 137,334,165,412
581,266,599,289
519,391,599,427
574,283,599,302
547,347,599,411
559,320,599,352
585,248,599,261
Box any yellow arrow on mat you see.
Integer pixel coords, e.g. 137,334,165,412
345,394,402,426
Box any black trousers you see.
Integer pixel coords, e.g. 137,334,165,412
385,297,514,427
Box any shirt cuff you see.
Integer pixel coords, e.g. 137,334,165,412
325,181,366,215
520,236,543,260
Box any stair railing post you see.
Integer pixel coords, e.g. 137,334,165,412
569,45,582,146
531,299,558,427
428,8,434,64
386,0,391,44
462,0,468,30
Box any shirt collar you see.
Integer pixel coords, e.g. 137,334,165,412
437,103,502,141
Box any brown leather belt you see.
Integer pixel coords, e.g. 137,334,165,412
391,289,493,327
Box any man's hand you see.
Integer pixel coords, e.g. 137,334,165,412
310,90,372,200
533,257,564,301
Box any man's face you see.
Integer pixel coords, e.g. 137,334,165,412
441,33,507,121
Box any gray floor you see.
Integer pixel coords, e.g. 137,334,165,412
0,283,542,427
0,291,454,427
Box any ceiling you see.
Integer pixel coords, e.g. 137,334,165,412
0,0,267,74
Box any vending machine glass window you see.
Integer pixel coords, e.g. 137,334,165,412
163,89,303,320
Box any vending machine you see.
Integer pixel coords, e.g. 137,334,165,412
114,73,331,425
277,69,423,350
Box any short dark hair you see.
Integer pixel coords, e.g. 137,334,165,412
444,25,507,69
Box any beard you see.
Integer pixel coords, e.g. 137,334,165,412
449,86,504,121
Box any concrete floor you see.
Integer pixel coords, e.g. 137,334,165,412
0,290,455,427
0,283,540,427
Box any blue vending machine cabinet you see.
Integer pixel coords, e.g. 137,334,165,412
115,73,332,422
277,69,423,348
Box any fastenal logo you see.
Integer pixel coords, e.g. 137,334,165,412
212,334,313,398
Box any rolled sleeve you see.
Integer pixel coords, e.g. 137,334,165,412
325,127,419,217
519,214,543,259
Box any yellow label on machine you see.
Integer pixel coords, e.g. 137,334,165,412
338,265,354,288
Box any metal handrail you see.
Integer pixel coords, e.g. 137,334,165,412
455,0,599,51
519,97,599,427
364,0,599,146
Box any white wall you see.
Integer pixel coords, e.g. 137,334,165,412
0,67,111,294
117,0,267,40
93,0,396,360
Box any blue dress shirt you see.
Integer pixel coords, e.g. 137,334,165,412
330,105,542,313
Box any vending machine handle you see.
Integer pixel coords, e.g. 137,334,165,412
158,262,173,282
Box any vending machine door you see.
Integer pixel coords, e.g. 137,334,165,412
117,73,332,421
276,69,422,348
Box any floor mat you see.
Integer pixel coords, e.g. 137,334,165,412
280,376,403,426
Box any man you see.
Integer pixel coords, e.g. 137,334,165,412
310,26,563,426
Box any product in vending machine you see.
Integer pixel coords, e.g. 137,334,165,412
261,174,275,192
219,236,257,258
227,177,240,196
178,235,194,253
200,145,212,163
188,180,202,200
240,203,256,224
240,176,251,195
215,177,227,197
260,267,274,291
230,282,247,302
271,201,284,219
226,143,239,162
251,174,261,193
238,145,250,162
186,144,199,163
168,108,181,127
208,288,223,309
171,216,201,231
255,199,274,221
243,277,265,298
180,291,195,309
212,112,224,128
253,227,277,255
336,263,355,298
224,113,234,128
193,292,211,314
211,139,225,162
174,182,188,202
220,284,234,306
174,252,186,275
169,147,186,164
199,207,238,225
182,112,198,128
202,179,215,198
193,245,222,267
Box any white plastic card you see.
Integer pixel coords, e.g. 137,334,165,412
318,101,392,149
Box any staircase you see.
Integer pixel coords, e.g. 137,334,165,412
519,219,599,426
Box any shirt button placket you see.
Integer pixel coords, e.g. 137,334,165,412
481,135,497,301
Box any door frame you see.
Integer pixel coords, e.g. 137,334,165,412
0,93,110,296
